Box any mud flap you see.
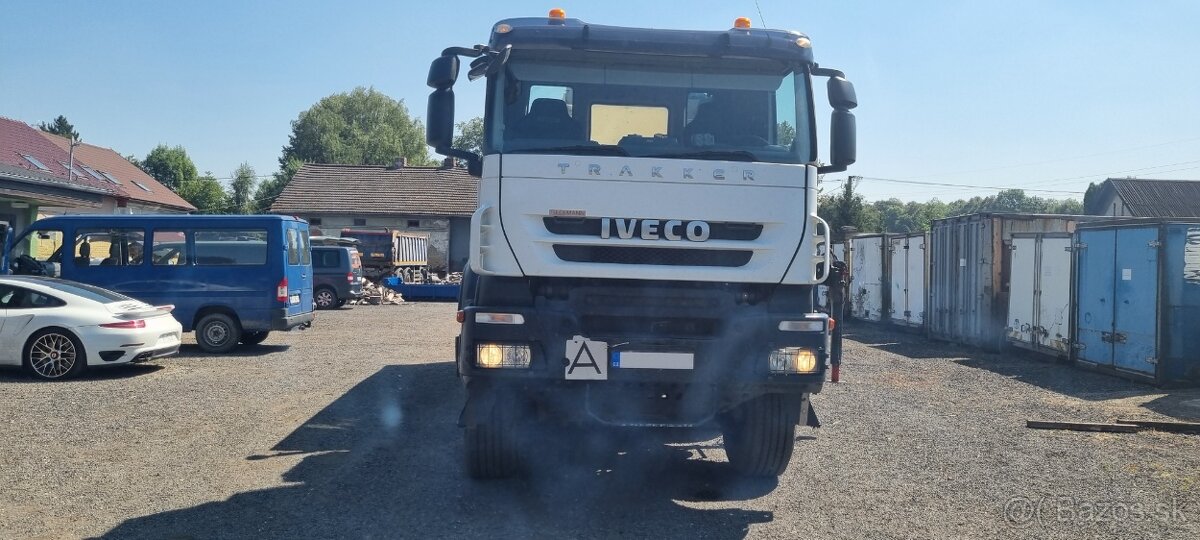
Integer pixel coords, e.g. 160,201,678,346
805,400,821,428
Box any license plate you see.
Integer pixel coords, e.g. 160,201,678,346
289,294,300,305
565,336,608,380
612,351,694,370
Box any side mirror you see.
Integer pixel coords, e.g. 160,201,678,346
427,88,455,150
814,67,858,174
826,76,858,110
427,55,459,89
828,109,856,171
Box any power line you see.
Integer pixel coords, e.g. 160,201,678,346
859,176,1084,194
902,135,1200,180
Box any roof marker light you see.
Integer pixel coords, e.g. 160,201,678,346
549,8,566,19
734,17,752,29
495,23,512,33
795,36,812,48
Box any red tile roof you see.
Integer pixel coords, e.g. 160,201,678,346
0,116,115,194
40,131,195,211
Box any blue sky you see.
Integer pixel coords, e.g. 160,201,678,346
3,0,1198,201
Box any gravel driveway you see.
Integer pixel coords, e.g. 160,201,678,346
1,305,1197,539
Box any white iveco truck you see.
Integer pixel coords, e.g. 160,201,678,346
426,10,857,478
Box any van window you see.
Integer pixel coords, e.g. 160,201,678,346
151,230,188,266
313,249,340,269
75,228,146,267
11,229,64,264
287,228,300,265
300,231,311,265
194,229,268,265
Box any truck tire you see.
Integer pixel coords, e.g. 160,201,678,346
464,403,520,479
722,394,796,477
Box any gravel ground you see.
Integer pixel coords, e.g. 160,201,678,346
1,305,1198,539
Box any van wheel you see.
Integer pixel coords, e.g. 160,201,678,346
240,331,270,346
196,313,241,354
25,329,86,380
314,287,338,310
722,395,796,477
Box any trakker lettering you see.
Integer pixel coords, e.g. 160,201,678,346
599,218,711,241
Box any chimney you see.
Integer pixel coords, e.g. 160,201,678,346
388,157,408,170
442,157,455,169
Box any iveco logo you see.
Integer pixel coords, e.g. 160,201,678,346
600,218,710,242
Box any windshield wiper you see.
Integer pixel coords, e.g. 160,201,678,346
646,150,757,162
507,145,629,156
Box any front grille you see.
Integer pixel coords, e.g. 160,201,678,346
582,315,718,337
553,245,752,267
544,217,763,241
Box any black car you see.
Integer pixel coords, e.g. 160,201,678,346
311,246,363,309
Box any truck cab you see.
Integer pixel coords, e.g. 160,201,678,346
428,11,857,478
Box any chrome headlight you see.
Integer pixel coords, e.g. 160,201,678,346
768,347,819,374
475,343,532,369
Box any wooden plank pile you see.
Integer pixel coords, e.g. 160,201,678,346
350,280,404,306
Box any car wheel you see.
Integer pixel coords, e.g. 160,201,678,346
722,394,797,477
337,299,347,307
314,287,338,310
240,331,270,346
24,328,86,381
196,313,241,354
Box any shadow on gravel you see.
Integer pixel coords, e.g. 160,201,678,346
99,363,777,539
0,363,163,383
844,320,1200,421
173,343,291,359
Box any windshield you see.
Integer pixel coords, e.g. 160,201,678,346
487,53,813,164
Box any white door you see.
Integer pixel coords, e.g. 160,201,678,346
1037,237,1073,352
889,237,906,324
908,236,927,326
1007,237,1037,346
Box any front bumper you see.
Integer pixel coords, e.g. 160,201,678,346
456,284,828,425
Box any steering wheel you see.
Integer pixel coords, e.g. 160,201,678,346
727,135,771,147
13,254,47,276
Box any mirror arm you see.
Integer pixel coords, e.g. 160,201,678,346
811,66,846,79
438,147,482,177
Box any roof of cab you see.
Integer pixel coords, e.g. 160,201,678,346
489,17,814,64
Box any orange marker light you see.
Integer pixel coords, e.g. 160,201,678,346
733,17,752,29
549,8,566,19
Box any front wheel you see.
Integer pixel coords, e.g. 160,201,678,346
314,287,338,310
25,329,86,380
240,331,270,346
196,313,241,354
722,394,797,477
464,398,521,479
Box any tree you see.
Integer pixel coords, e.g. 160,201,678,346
820,177,879,237
140,145,198,192
453,117,485,156
776,121,796,147
1082,182,1102,214
228,163,257,214
279,87,432,168
177,174,229,213
252,156,302,214
38,115,79,140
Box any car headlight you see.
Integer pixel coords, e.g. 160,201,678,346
475,343,532,369
768,347,819,374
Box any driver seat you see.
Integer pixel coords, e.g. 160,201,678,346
75,241,92,267
511,98,584,140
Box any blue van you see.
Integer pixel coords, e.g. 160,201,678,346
4,215,314,353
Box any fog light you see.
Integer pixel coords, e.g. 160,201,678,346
768,347,819,374
476,343,531,369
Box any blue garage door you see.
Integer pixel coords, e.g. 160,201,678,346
1112,227,1159,375
1075,229,1116,367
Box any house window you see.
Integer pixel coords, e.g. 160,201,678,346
407,219,420,228
20,154,50,171
353,218,367,226
308,217,323,226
